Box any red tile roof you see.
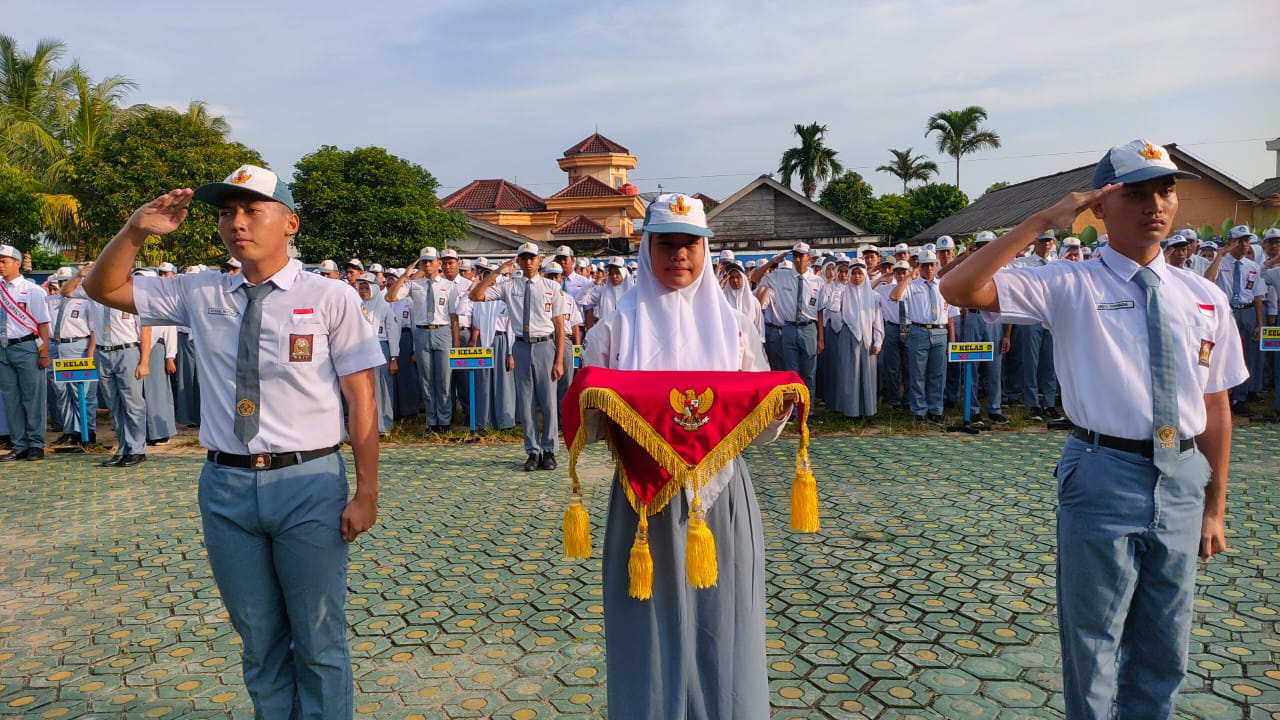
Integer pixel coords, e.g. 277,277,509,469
563,133,630,157
440,179,546,212
550,175,624,199
551,215,610,236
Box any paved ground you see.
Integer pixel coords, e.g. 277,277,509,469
0,426,1277,719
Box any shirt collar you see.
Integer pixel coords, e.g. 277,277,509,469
222,259,302,294
1099,245,1170,283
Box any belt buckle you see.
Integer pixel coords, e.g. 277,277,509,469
250,453,271,470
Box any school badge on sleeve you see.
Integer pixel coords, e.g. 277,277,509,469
1198,339,1214,367
289,334,314,362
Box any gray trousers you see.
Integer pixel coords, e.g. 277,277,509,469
375,340,393,433
451,327,473,423
1016,324,1057,409
556,334,576,418
413,326,452,427
880,321,909,406
512,338,557,455
963,313,1004,415
0,339,46,451
393,328,420,418
1230,306,1261,401
173,331,200,427
906,325,947,416
491,334,516,429
51,337,97,433
98,346,146,456
763,324,784,371
143,341,176,441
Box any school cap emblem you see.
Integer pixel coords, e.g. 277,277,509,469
1138,143,1162,161
668,196,692,216
236,399,256,417
230,169,252,184
670,387,714,431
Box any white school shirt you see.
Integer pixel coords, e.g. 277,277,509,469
407,274,453,326
447,277,473,329
151,325,179,359
1262,266,1280,317
75,285,140,346
49,294,93,340
875,283,907,325
391,296,413,333
480,275,567,339
1184,253,1210,276
0,276,50,338
986,245,1248,439
363,297,401,343
760,269,823,322
562,272,593,305
134,259,384,455
1214,256,1264,306
901,278,959,325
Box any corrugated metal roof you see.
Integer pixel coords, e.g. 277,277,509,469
1253,177,1280,198
912,165,1094,240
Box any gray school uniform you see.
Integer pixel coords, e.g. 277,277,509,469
49,293,98,434
408,275,455,427
0,275,49,452
143,324,177,441
172,327,200,427
93,304,147,457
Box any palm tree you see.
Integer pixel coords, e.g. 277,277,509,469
925,106,1001,188
184,100,231,137
778,122,844,200
0,35,75,179
875,147,939,195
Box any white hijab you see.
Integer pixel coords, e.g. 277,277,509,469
471,272,501,346
608,232,740,371
839,266,877,344
721,268,763,335
594,266,632,322
823,272,847,332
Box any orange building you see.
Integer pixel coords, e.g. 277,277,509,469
441,133,647,248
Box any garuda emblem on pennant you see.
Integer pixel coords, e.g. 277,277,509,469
670,387,714,431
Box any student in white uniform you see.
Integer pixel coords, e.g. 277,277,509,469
1213,225,1266,412
385,247,454,433
942,139,1246,720
47,265,99,445
890,250,957,424
749,242,825,394
359,272,399,435
84,165,383,720
470,242,566,471
0,244,52,461
875,260,912,408
136,269,177,446
387,268,421,420
544,263,580,416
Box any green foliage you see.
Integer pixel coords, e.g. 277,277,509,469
875,147,938,195
906,183,968,238
0,164,42,249
983,181,1009,196
1197,223,1215,241
925,106,1001,188
290,145,467,265
27,244,67,270
858,194,913,239
778,122,844,200
817,171,875,225
64,107,264,264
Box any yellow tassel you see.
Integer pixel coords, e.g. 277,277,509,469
790,465,819,532
562,491,591,559
628,511,653,600
685,496,718,588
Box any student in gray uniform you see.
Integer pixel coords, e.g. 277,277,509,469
85,165,382,719
833,258,882,419
874,260,911,408
0,244,52,461
137,271,178,447
1213,225,1266,414
749,242,825,395
385,247,454,433
544,262,580,416
470,242,566,470
47,265,99,445
359,273,399,435
891,249,957,424
173,266,202,428
1014,230,1061,421
959,232,1009,425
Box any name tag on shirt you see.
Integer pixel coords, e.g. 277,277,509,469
1095,301,1134,311
208,307,238,317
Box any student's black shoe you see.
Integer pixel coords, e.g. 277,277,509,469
0,449,29,462
927,413,945,426
52,433,76,446
1026,408,1044,421
912,415,926,426
0,435,10,450
1231,403,1253,417
539,453,557,471
100,455,124,467
24,448,43,461
523,453,541,472
1044,407,1063,421
987,413,1011,425
146,437,170,446
118,454,146,467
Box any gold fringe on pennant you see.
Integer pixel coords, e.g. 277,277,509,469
562,488,591,559
789,393,819,532
685,494,718,588
628,509,654,600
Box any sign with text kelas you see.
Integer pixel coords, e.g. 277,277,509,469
1261,327,1280,352
948,342,994,363
449,346,494,369
53,357,99,383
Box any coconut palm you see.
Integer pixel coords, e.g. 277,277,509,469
875,147,939,195
0,35,75,178
184,100,231,138
778,122,844,200
925,106,1001,189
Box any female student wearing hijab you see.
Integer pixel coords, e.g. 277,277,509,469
817,256,849,407
832,259,883,419
720,260,763,337
582,194,788,720
582,257,632,333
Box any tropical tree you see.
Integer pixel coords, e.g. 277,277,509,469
983,181,1010,196
875,147,938,195
778,122,844,200
184,100,231,138
0,35,74,180
925,106,1001,189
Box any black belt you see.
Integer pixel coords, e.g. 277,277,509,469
885,321,904,326
1229,304,1251,310
766,324,783,330
787,320,816,327
55,336,90,344
98,342,139,352
516,335,551,344
416,323,444,329
1072,427,1194,458
208,444,340,470
915,323,945,330
4,334,35,346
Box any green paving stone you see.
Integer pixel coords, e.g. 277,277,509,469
981,680,1048,708
931,693,1002,720
917,667,981,695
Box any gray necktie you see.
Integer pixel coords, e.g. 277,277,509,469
1134,268,1179,475
522,278,533,337
1231,259,1242,305
234,283,274,445
426,277,436,323
54,298,69,340
101,303,112,340
928,281,940,321
794,273,805,320
898,298,906,325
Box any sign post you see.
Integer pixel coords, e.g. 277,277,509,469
53,357,99,445
573,344,583,369
947,342,994,432
449,347,495,433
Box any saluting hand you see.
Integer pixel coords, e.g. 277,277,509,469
1035,185,1122,230
127,189,194,237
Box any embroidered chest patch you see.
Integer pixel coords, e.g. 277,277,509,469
289,334,314,362
1198,339,1214,368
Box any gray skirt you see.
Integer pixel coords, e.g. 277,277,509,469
602,457,768,720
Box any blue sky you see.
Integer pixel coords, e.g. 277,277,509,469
6,0,1279,204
